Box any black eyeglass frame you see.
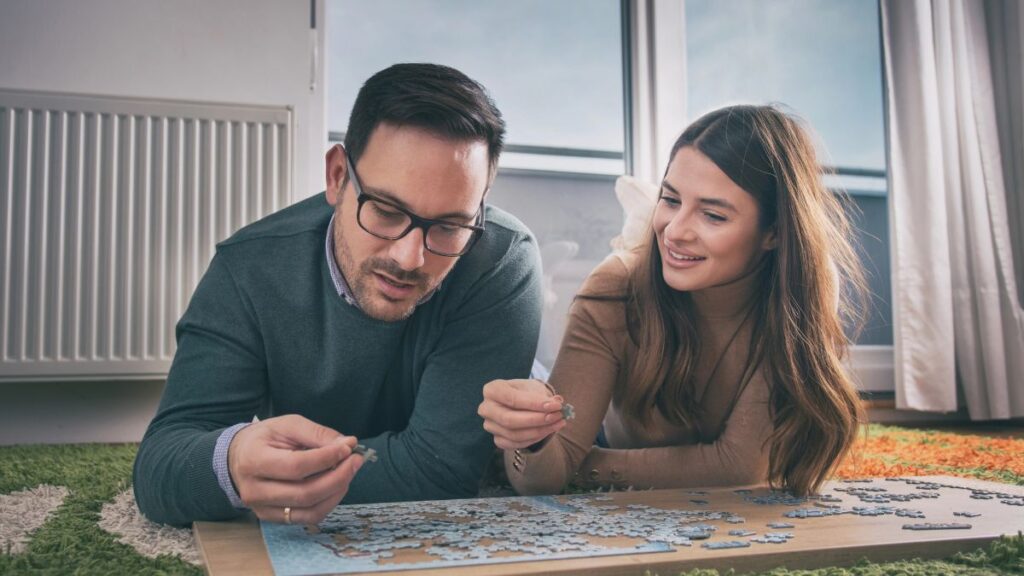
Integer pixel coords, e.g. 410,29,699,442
344,150,487,257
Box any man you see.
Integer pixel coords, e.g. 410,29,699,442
133,64,543,526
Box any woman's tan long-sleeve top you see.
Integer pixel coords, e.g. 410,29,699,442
506,253,774,495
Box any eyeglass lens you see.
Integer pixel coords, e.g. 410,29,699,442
359,198,476,256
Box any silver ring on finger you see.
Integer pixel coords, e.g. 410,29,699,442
284,506,292,525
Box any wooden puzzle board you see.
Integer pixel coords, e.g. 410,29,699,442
194,476,1024,576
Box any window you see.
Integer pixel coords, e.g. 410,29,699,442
325,0,893,366
685,0,892,345
327,0,626,175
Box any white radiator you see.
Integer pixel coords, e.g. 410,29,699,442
0,90,292,380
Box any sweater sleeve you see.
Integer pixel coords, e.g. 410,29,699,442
573,376,772,490
133,252,269,526
343,232,544,503
505,257,628,495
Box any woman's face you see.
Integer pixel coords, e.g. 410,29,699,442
653,146,775,293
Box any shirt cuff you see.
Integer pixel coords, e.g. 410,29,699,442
530,358,551,382
213,422,251,509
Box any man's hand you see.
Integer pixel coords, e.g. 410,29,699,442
228,414,364,525
478,379,566,450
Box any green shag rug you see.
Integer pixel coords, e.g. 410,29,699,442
1,425,1023,576
0,444,197,574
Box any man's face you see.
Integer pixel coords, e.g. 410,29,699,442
325,123,490,322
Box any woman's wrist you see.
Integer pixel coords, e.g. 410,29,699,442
540,380,557,397
510,380,561,471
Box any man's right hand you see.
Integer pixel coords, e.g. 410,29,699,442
228,414,364,525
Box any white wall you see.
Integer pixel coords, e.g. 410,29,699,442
0,0,326,200
0,380,164,444
0,0,327,444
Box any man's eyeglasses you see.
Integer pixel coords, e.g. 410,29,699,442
345,151,486,257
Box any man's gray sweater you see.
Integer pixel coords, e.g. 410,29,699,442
133,193,543,526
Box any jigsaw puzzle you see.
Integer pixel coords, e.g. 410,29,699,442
192,476,1024,575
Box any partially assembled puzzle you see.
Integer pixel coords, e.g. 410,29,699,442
250,476,1024,576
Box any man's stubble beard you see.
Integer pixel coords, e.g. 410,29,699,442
333,218,440,323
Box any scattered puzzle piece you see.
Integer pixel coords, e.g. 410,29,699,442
785,508,842,518
902,523,972,530
702,540,751,550
751,535,790,544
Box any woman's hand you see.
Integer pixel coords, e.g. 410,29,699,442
478,379,568,450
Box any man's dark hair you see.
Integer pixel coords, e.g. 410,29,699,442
344,63,506,174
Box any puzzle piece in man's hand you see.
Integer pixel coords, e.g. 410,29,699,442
353,444,378,463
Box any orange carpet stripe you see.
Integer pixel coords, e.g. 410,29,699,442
831,426,1024,483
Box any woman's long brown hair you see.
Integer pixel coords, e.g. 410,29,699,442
606,105,866,496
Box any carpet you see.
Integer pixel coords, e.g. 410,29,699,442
1,424,1022,575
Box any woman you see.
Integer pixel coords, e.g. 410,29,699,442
478,105,866,496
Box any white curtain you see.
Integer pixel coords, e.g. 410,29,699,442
882,0,1024,419
986,0,1024,309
